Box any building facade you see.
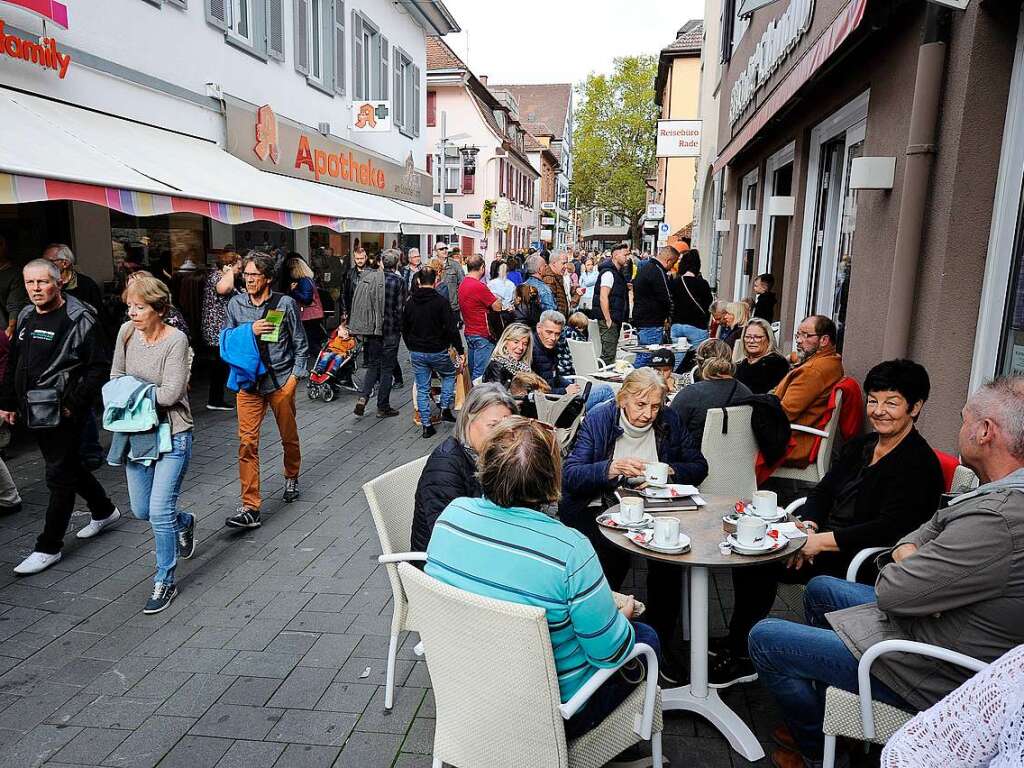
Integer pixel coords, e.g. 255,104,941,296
709,0,1024,447
693,0,722,281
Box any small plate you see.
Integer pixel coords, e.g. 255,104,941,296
626,529,691,554
727,533,786,555
640,483,699,499
744,504,787,523
597,512,653,531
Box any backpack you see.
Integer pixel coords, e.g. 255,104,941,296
720,381,792,465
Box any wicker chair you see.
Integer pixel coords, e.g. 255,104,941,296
771,389,844,485
699,406,757,499
362,455,430,710
587,318,601,362
396,562,664,768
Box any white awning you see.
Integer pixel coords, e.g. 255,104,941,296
395,201,484,240
0,87,471,236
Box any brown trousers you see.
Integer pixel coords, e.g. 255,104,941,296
236,376,300,510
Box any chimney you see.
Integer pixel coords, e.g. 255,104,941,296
479,75,488,86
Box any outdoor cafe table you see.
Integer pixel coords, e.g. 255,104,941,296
599,495,805,762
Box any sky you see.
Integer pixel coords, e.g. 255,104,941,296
438,0,706,86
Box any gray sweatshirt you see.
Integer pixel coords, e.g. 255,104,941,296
225,291,308,395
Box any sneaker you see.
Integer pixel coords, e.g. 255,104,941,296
441,407,457,423
177,514,196,559
658,653,686,687
225,506,261,529
708,647,758,688
353,398,366,416
76,507,121,539
143,583,178,614
376,407,400,418
422,425,437,438
205,403,233,411
283,477,300,503
13,551,61,575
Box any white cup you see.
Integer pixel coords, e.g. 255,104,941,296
620,497,644,523
644,462,670,485
753,490,778,518
675,338,688,349
653,517,681,548
736,515,768,547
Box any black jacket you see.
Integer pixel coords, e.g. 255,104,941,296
735,353,790,394
531,333,570,394
402,287,464,354
801,428,944,556
597,260,629,324
631,260,673,328
411,436,481,552
482,359,514,388
671,275,713,328
752,292,777,321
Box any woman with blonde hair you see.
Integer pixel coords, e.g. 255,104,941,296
482,323,534,388
718,301,750,349
282,254,325,351
670,338,752,446
736,317,790,394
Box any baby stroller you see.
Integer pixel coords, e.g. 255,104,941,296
307,325,361,402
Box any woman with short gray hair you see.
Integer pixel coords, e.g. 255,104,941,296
410,384,517,552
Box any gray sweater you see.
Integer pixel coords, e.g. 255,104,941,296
225,292,308,394
111,322,192,434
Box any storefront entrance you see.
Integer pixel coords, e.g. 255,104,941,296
733,169,759,299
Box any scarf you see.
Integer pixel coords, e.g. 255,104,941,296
494,355,531,376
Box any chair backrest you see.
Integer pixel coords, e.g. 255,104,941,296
814,388,844,476
534,391,577,426
398,562,568,768
567,338,599,376
950,463,980,495
699,406,757,498
934,450,961,493
363,456,430,631
588,318,601,361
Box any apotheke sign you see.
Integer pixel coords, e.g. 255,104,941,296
729,0,814,125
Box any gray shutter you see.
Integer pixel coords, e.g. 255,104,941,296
206,0,229,30
293,0,309,74
411,64,421,136
393,49,403,128
333,0,345,94
379,35,389,101
166,0,187,8
352,11,364,100
267,0,284,60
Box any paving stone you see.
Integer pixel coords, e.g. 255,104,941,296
334,731,403,768
300,594,351,613
401,717,435,755
183,627,239,649
127,668,194,701
333,657,414,688
84,656,163,696
391,754,434,768
264,630,319,656
102,714,194,768
220,650,302,679
0,723,82,768
354,685,426,735
298,634,360,669
158,674,236,718
154,735,233,767
67,694,161,729
285,612,356,635
273,743,341,768
49,727,131,765
159,647,237,674
221,619,290,652
265,709,358,746
212,739,285,768
314,682,376,714
266,667,332,709
190,703,284,740
218,676,282,707
0,681,81,731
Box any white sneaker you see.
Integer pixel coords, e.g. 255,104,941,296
14,551,62,575
76,508,121,539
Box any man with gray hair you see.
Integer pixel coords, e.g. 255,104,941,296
353,249,406,418
532,310,614,412
523,254,556,312
748,376,1024,767
43,244,103,315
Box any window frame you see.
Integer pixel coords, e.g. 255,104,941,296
306,0,325,85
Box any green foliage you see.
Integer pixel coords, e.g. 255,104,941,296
572,55,659,244
482,199,495,233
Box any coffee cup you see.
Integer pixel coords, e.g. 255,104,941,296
736,515,768,547
620,497,645,523
653,517,681,548
644,462,670,486
753,490,778,518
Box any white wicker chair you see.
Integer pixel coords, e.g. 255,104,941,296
396,562,664,768
950,464,980,494
771,389,845,484
362,455,430,710
587,318,601,362
533,381,587,455
567,338,611,378
699,406,757,499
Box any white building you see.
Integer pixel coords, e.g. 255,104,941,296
693,0,723,286
425,36,539,259
0,0,469,285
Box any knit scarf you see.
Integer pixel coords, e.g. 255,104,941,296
494,355,531,376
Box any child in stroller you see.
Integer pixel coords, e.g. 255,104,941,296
307,325,360,402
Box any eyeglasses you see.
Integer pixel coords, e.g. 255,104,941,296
242,271,265,278
743,335,767,342
795,332,819,340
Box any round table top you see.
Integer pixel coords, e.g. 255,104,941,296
598,494,805,569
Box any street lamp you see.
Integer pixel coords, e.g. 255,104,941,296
437,110,475,242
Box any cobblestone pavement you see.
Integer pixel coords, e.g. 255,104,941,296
0,356,864,768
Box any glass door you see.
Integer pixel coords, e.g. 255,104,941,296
831,129,865,350
734,170,759,298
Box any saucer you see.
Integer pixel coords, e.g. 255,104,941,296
641,483,699,499
627,529,691,554
597,512,653,531
727,533,786,556
744,504,787,523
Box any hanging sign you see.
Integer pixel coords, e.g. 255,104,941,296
0,18,71,78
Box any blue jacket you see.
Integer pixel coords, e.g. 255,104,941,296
525,276,556,312
101,375,159,433
220,324,266,393
559,399,708,527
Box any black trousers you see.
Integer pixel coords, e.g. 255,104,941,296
208,354,230,407
34,417,116,554
360,334,401,408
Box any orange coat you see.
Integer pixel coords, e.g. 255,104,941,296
773,350,844,467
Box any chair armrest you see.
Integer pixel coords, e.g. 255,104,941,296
558,642,660,739
857,639,988,740
845,547,889,582
783,497,807,517
378,552,428,564
791,424,830,438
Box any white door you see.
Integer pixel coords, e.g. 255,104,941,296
733,169,759,299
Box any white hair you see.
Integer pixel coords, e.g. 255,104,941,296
45,243,75,265
24,258,61,283
970,377,1024,459
539,309,565,327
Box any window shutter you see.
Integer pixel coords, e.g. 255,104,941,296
293,0,309,74
265,0,284,59
379,35,389,101
352,11,364,99
333,0,345,93
393,49,404,128
167,0,187,8
411,64,421,136
427,154,433,174
462,171,474,194
499,159,505,196
426,91,436,127
206,0,229,30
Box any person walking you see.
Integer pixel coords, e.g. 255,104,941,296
223,254,308,530
579,256,599,315
109,275,196,614
632,246,678,367
401,247,422,292
524,254,556,312
351,249,404,418
457,255,503,381
0,234,28,339
0,260,120,575
669,248,713,348
402,266,463,437
597,242,631,365
201,249,241,410
438,242,464,323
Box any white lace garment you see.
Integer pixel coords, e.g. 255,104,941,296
882,644,1024,767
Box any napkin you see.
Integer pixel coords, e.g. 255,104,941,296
772,522,808,541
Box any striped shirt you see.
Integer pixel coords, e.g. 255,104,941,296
425,496,635,702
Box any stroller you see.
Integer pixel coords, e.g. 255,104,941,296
307,325,361,402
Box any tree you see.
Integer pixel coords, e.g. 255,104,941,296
572,55,659,247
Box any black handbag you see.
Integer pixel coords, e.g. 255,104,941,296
25,388,62,429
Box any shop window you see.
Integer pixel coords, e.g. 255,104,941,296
433,150,462,195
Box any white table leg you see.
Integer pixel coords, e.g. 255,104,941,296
660,566,766,762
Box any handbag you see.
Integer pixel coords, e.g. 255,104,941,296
25,388,61,429
300,289,325,322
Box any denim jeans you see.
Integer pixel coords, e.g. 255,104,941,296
585,383,615,412
748,576,910,759
410,351,457,425
126,431,194,586
633,326,665,367
564,621,661,740
465,335,495,381
670,324,709,367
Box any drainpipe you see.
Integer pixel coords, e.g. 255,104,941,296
882,5,951,359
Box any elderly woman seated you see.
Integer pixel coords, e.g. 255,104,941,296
425,415,660,741
670,339,752,446
411,384,517,552
561,367,708,680
711,359,944,689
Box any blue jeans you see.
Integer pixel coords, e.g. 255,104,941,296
125,431,194,586
564,621,661,740
411,350,457,425
585,383,615,412
748,576,910,759
465,335,495,381
633,326,665,367
670,324,709,367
